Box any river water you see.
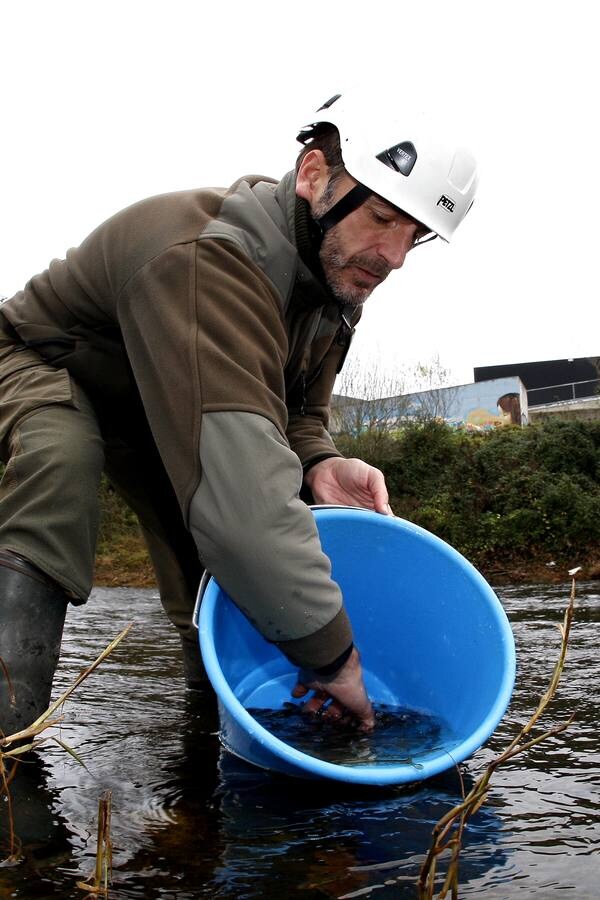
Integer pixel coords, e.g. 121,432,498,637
1,581,598,898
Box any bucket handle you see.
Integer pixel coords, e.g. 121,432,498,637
192,569,212,629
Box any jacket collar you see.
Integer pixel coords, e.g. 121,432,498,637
274,171,332,309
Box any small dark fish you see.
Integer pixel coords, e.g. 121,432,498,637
247,703,447,767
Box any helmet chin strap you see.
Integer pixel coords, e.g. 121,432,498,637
314,183,372,236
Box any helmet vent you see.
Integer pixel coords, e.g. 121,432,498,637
376,141,417,176
447,149,478,193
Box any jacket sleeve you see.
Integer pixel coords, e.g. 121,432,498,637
189,410,353,669
117,238,353,670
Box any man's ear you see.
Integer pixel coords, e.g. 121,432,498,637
296,149,330,203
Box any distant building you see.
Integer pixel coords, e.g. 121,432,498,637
474,356,600,407
331,376,528,435
332,355,600,435
474,356,600,424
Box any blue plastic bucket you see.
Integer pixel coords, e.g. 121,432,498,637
197,507,516,785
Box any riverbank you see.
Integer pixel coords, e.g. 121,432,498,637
482,555,600,586
94,535,600,590
95,419,600,591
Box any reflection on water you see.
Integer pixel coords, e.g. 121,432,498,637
1,582,598,898
248,704,444,767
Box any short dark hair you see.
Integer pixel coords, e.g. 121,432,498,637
295,123,346,181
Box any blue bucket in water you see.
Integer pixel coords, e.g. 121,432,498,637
197,507,515,785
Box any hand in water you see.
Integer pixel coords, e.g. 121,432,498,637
291,647,375,732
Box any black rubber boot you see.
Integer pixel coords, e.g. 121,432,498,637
0,552,69,742
179,632,209,692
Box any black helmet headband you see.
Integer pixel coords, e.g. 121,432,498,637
314,183,372,235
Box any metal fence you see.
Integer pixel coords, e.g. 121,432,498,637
528,378,600,407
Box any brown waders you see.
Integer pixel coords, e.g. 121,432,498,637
0,317,206,739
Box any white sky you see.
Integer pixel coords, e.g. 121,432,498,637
2,0,598,388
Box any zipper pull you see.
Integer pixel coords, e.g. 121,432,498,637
300,372,306,415
336,306,355,372
337,305,354,345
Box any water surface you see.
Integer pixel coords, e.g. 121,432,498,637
248,704,445,767
1,581,598,898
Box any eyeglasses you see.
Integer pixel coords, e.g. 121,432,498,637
412,228,438,249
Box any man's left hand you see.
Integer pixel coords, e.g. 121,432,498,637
292,647,375,732
304,457,393,515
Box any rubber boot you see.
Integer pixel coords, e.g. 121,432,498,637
179,632,209,692
0,553,69,742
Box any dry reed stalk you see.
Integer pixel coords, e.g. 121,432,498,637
0,752,20,864
76,790,113,898
0,623,133,756
416,573,578,899
0,624,132,862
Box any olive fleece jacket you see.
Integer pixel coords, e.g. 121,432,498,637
1,170,361,669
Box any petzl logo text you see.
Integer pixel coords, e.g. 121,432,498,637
437,194,455,212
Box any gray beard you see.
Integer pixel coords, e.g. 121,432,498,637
312,186,390,306
319,234,369,306
319,229,391,306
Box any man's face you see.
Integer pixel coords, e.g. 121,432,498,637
312,174,426,307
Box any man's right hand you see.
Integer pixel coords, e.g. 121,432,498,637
291,647,375,732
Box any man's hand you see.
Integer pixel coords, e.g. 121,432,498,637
304,457,393,515
291,647,375,732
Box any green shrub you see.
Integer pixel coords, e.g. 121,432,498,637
335,420,600,568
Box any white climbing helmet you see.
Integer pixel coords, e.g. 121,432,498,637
297,88,478,242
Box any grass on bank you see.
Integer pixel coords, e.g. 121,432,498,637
95,480,154,586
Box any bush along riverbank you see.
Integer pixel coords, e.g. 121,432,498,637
334,418,600,585
95,479,155,587
93,418,600,587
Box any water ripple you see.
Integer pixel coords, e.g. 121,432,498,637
2,582,598,898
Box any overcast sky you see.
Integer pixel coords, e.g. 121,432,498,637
3,0,597,389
